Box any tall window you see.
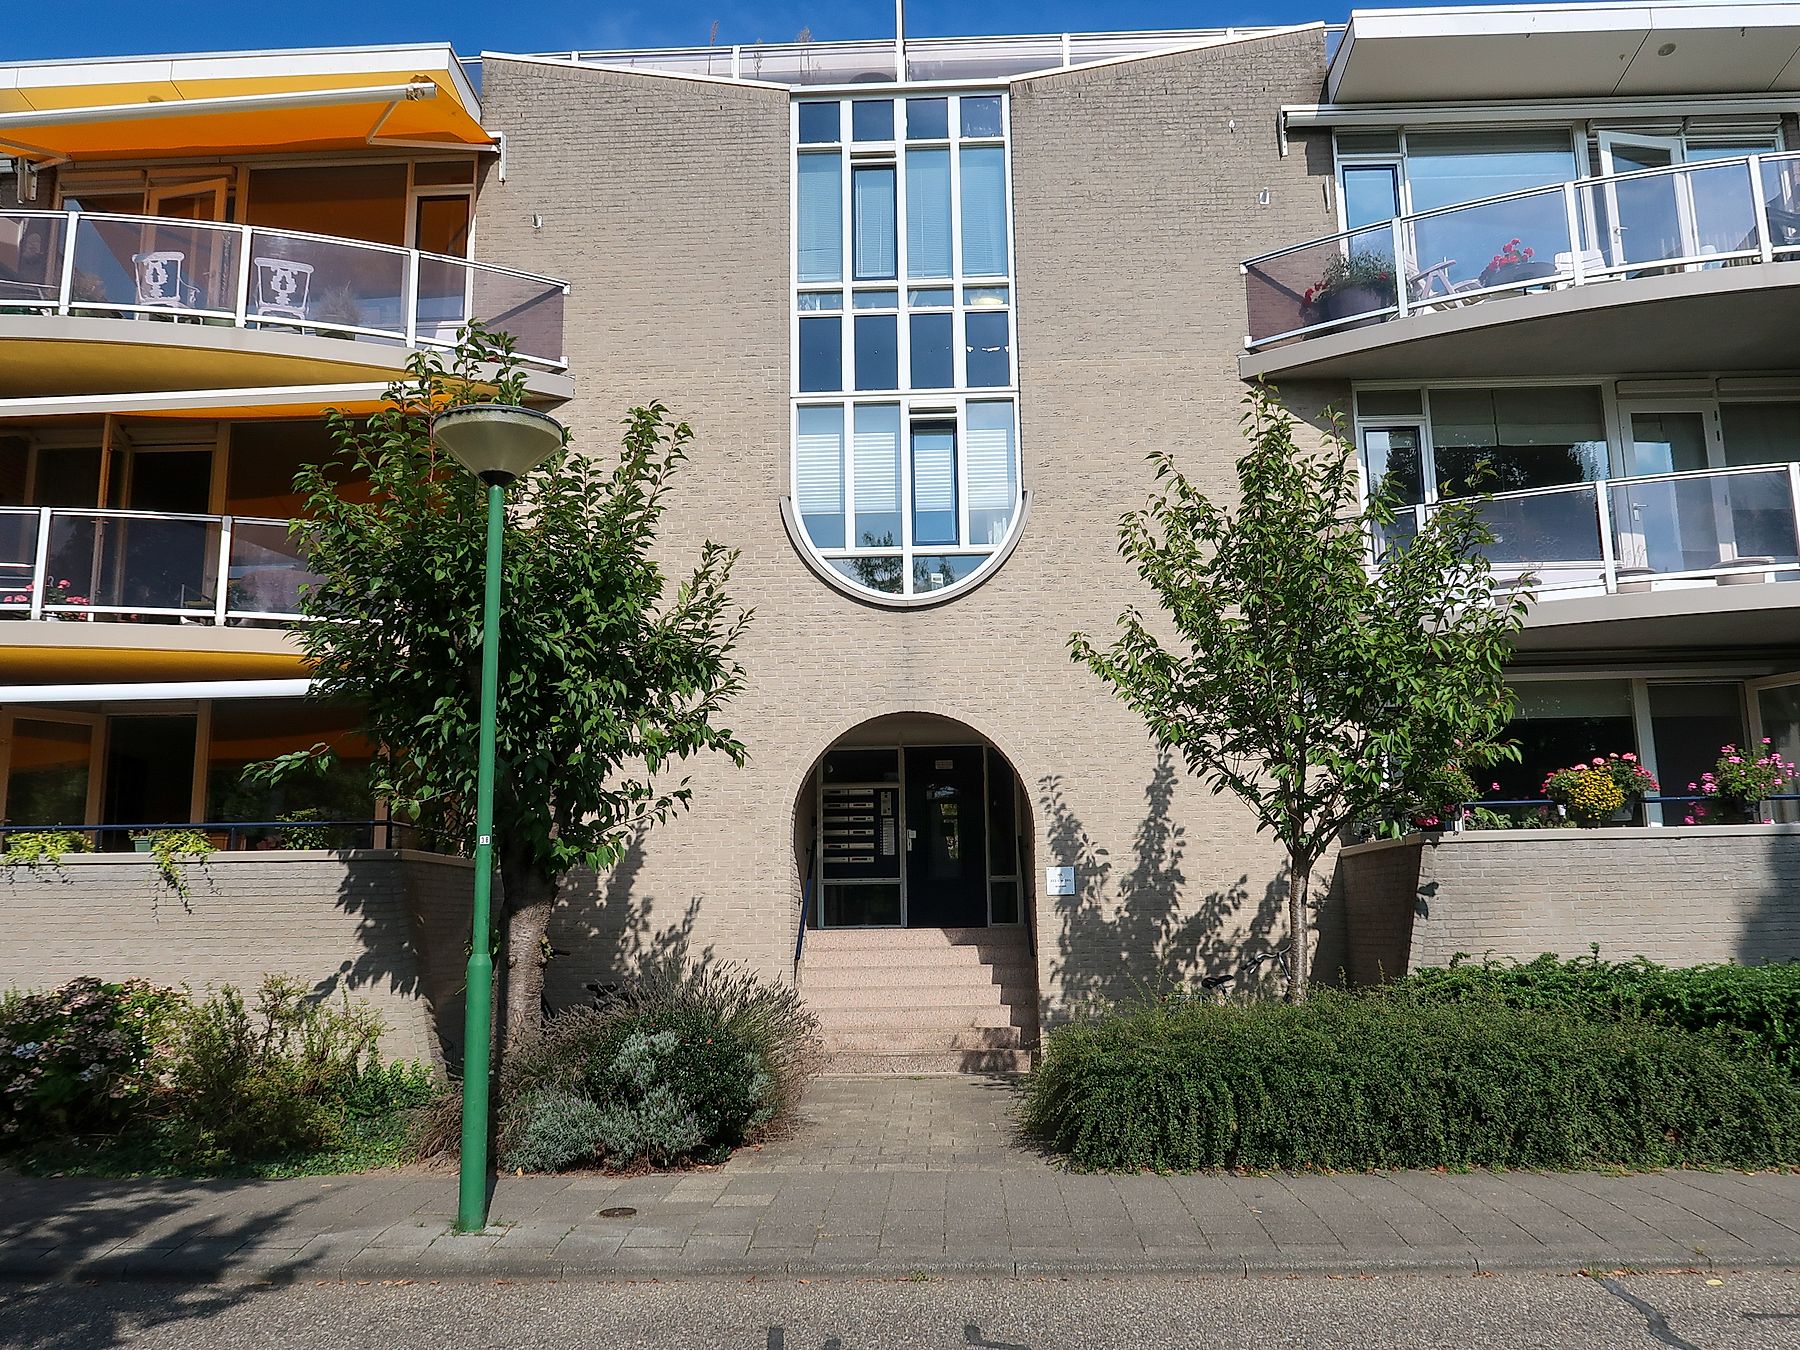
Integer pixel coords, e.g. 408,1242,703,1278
792,93,1023,600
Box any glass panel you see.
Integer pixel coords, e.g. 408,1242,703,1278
69,214,242,315
0,509,38,613
797,102,840,144
798,315,842,392
1685,159,1759,261
1357,389,1423,419
905,148,953,279
852,313,897,390
906,97,949,140
33,447,101,508
205,697,372,845
1493,679,1636,807
912,554,986,593
1362,425,1423,555
468,267,565,365
987,744,1018,878
908,287,953,307
1611,467,1799,575
1721,403,1800,466
43,511,217,616
227,520,316,618
911,423,958,547
0,212,64,307
853,289,898,309
796,154,843,282
4,719,92,828
1431,387,1608,496
1403,131,1578,212
1600,140,1685,268
965,401,1018,545
821,883,902,927
851,99,894,143
1759,156,1800,252
412,194,470,257
959,146,1009,277
965,309,1010,387
242,226,405,337
795,405,846,548
796,291,842,311
851,404,902,548
412,160,476,186
823,747,899,783
1650,683,1745,825
1756,683,1800,823
988,878,1019,925
852,165,897,281
960,95,1003,138
103,715,195,833
1462,484,1606,591
830,555,902,594
1407,182,1571,301
963,285,1009,306
244,164,407,245
1336,130,1401,155
910,312,954,388
1341,164,1399,230
1242,221,1397,343
1629,409,1710,475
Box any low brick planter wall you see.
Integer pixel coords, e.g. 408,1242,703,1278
1339,825,1800,982
0,850,473,1067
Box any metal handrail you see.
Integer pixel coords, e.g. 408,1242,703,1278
1243,149,1800,348
0,206,570,368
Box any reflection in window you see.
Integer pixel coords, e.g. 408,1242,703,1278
1494,680,1637,805
795,406,845,548
1429,386,1607,497
911,423,958,546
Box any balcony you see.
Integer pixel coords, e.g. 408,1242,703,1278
0,209,568,381
0,507,315,625
1241,152,1800,381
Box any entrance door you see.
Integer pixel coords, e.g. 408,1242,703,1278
102,714,197,839
1749,675,1800,822
1617,404,1727,576
903,746,988,928
1598,133,1695,269
144,177,232,310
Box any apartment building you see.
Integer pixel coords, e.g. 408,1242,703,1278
4,4,1798,1070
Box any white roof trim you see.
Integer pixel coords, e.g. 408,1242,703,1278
1286,91,1800,126
0,678,313,703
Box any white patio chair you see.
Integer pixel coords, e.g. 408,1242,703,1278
131,251,200,312
252,257,314,322
1409,257,1484,308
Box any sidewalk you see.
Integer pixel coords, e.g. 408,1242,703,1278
3,1077,1797,1283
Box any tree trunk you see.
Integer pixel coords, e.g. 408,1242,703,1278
1285,857,1311,1002
499,843,559,1055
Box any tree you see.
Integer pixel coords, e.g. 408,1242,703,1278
269,330,750,1050
1070,386,1524,1000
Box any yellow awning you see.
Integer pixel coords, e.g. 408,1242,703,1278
0,45,489,161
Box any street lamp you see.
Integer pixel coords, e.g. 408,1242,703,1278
428,401,565,1234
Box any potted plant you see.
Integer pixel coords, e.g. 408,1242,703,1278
1686,740,1797,824
1302,249,1397,326
1543,753,1655,826
1479,238,1558,289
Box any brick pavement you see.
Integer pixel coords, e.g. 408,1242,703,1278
2,1076,1797,1283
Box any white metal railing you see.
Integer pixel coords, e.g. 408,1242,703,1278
0,507,316,625
1379,462,1800,597
1243,151,1800,350
0,209,569,369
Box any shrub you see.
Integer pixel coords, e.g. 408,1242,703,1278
1023,990,1800,1173
1397,952,1800,1077
440,962,819,1173
0,978,182,1143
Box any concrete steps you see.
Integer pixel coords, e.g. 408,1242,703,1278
799,925,1039,1075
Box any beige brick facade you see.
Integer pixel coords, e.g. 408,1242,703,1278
471,33,1347,1019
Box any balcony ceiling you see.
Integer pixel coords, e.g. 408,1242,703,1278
1515,580,1800,658
1239,262,1800,382
0,45,488,160
0,624,302,684
1329,4,1800,103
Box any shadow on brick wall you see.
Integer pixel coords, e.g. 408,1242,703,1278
1038,750,1288,1012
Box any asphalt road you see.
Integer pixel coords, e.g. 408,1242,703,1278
2,1270,1798,1349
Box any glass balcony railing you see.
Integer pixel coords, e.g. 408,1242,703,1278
1243,151,1800,350
0,507,317,625
1387,463,1800,597
0,210,568,369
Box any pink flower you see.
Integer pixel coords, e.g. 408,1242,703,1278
1684,815,1696,824
1729,756,1743,765
1622,753,1637,761
1592,757,1605,766
1688,782,1698,791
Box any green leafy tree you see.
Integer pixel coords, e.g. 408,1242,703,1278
271,331,750,1049
1071,387,1524,1000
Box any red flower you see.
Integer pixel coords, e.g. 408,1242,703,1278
1522,247,1534,258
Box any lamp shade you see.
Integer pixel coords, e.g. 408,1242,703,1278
429,403,565,485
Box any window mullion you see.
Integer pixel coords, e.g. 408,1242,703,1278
949,95,966,391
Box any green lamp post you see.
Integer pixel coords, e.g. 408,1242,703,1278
428,401,565,1234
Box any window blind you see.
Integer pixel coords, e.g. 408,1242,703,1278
853,165,897,281
912,434,956,514
965,403,1015,511
959,147,1008,277
853,405,901,515
797,155,842,283
906,149,952,278
795,406,845,518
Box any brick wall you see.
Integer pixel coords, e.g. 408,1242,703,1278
1340,827,1800,977
471,35,1344,1020
0,851,473,1066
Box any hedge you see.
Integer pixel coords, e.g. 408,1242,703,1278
1394,953,1800,1077
1022,991,1800,1173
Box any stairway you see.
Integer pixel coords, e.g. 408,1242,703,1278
798,926,1038,1074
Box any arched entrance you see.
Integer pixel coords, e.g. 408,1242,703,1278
792,712,1038,1072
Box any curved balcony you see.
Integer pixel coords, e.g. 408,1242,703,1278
0,506,315,626
0,209,568,395
1241,152,1800,381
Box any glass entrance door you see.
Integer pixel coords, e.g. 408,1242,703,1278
903,746,988,928
1618,406,1727,576
1598,133,1695,269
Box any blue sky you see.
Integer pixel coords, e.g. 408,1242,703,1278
7,1,1469,63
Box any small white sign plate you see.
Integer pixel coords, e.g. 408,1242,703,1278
1045,865,1076,896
